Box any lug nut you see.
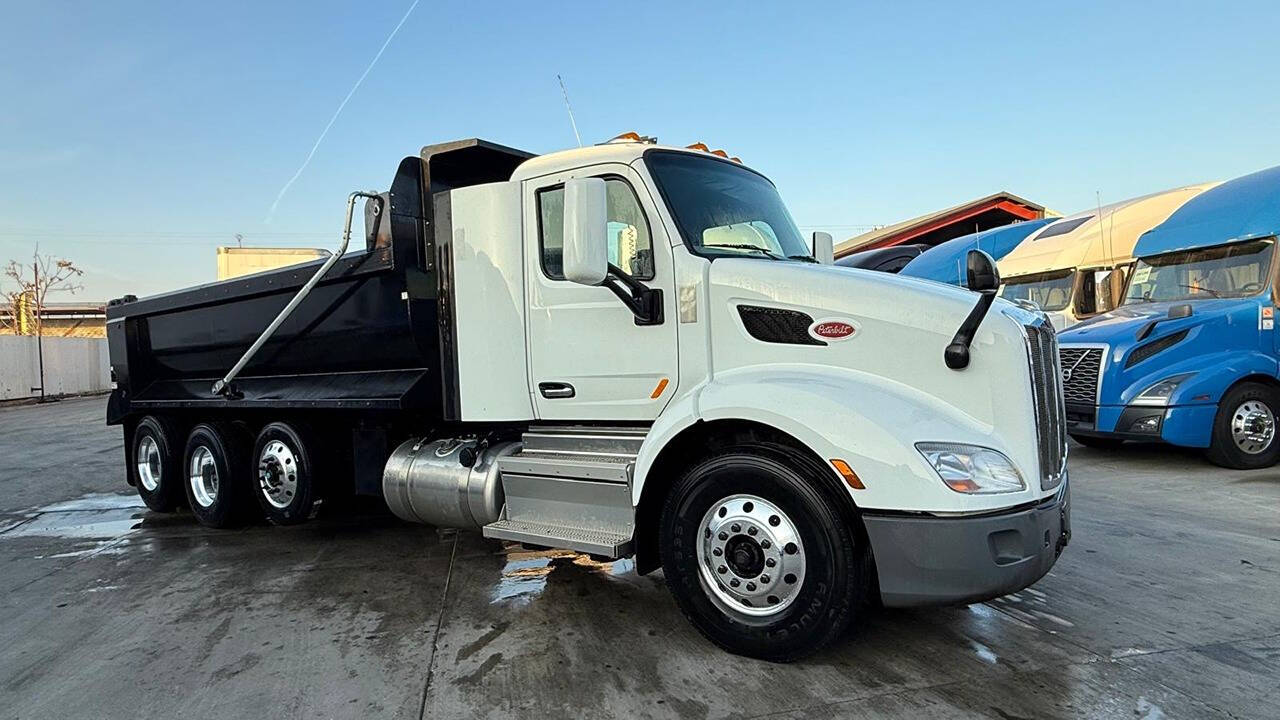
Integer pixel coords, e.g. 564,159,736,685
712,547,722,557
746,582,756,591
760,540,771,549
730,523,741,533
718,565,727,574
729,578,740,588
747,526,758,536
718,531,728,541
760,574,770,584
765,558,776,568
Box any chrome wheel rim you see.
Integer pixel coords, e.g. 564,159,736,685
136,435,162,492
258,440,298,510
696,494,806,622
1232,400,1275,455
188,445,219,508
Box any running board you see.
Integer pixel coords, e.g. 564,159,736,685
483,426,646,559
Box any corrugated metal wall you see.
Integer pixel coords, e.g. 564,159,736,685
0,336,110,401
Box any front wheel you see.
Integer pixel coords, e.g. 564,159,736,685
1207,382,1280,469
659,445,865,662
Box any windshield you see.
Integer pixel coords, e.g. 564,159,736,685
1124,239,1274,304
645,150,812,261
999,269,1075,311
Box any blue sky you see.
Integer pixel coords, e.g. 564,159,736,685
3,0,1279,300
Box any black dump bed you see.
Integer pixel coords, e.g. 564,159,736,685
105,139,533,425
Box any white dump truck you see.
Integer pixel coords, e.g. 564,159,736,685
106,135,1070,660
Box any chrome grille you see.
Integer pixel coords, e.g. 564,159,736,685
1058,346,1103,405
1025,320,1067,491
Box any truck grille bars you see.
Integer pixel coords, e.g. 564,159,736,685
1058,347,1104,404
1025,320,1068,491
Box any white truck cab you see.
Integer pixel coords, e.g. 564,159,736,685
425,136,1070,658
108,135,1069,661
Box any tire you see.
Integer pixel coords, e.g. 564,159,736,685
1070,434,1125,450
130,415,185,512
183,422,254,528
1206,382,1280,469
659,444,865,662
252,422,322,525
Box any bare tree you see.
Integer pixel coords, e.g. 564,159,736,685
2,247,84,337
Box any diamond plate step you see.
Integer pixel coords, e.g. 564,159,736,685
483,519,633,557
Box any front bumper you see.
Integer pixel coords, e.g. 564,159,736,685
1067,402,1215,447
862,480,1070,607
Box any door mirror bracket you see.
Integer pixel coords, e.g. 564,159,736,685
604,264,664,325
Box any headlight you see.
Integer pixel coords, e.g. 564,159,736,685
1131,373,1193,406
915,443,1025,494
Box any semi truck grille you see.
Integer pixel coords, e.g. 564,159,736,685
1024,320,1067,491
1058,346,1103,404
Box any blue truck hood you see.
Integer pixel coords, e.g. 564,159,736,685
1060,297,1268,405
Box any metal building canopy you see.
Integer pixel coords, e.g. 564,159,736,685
1136,165,1280,258
835,191,1046,258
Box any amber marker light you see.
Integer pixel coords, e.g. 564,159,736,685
650,378,670,399
830,459,864,489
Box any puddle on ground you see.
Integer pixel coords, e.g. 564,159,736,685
2,492,152,558
491,547,636,605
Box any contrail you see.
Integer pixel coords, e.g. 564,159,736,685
265,0,420,222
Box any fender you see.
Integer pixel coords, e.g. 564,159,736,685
633,363,1045,515
1117,349,1279,406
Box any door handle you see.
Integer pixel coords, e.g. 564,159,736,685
539,382,576,399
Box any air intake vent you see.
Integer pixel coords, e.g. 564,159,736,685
1124,329,1189,369
737,306,825,346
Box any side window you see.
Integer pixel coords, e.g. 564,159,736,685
538,178,654,281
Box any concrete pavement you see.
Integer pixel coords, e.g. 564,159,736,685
1,396,1277,718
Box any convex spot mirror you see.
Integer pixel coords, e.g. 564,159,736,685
562,177,609,286
965,249,1000,293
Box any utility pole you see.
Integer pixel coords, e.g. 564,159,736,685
31,256,46,402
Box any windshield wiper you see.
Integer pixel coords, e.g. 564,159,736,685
710,244,785,260
787,254,819,263
1176,284,1221,298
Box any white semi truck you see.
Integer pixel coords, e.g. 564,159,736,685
106,135,1070,661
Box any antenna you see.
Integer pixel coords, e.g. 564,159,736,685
557,75,583,148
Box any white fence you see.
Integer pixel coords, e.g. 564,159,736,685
0,336,110,401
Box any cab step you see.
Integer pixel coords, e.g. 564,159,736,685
482,425,647,559
483,519,632,557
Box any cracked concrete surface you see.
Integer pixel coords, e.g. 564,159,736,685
0,396,1277,719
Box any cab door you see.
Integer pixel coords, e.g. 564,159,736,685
523,164,678,421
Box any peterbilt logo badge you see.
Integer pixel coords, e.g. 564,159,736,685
809,319,857,342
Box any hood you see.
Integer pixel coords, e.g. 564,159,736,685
1063,298,1249,345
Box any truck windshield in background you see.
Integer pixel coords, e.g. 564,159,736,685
999,269,1074,311
645,150,813,261
1124,239,1275,304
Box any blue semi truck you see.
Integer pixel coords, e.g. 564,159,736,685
899,219,1055,286
1058,164,1280,468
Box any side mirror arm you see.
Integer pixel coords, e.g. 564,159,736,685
602,263,664,326
944,292,996,370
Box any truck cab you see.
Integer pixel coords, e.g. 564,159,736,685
1058,165,1280,468
997,184,1217,330
106,135,1069,660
